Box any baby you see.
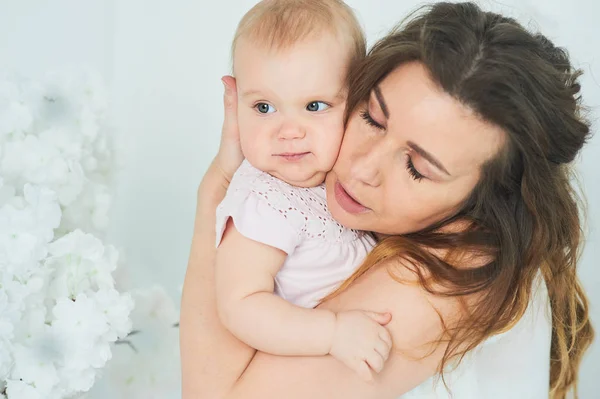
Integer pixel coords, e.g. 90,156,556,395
215,0,391,380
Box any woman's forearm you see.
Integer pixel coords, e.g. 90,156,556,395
179,159,256,399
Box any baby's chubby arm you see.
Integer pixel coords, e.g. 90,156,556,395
216,218,338,355
215,219,393,380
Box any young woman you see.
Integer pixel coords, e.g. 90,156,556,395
180,2,594,398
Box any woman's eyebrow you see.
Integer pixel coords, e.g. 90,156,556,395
407,141,452,176
373,86,450,176
374,86,390,119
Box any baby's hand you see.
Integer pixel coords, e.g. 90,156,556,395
329,310,393,382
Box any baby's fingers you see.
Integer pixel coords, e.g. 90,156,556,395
365,350,385,374
363,311,392,326
379,327,393,349
374,338,391,361
355,359,374,382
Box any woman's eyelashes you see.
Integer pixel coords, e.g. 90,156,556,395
360,110,385,130
360,108,427,182
406,156,425,181
360,107,429,182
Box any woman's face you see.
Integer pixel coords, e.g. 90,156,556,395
326,62,505,235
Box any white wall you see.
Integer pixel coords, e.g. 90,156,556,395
0,0,115,80
1,0,598,397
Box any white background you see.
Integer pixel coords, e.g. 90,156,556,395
1,0,598,397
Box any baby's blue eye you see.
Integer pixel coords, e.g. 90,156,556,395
306,101,330,112
256,103,276,114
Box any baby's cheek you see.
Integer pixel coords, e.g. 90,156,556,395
320,140,342,170
324,121,345,151
240,136,267,167
239,135,254,159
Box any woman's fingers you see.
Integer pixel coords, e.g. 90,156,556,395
221,75,239,142
217,75,244,180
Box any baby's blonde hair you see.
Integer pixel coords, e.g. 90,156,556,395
232,0,366,73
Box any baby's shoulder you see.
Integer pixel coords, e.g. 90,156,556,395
227,161,363,243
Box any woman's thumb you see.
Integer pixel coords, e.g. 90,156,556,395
364,311,392,325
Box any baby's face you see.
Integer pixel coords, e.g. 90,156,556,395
234,33,350,187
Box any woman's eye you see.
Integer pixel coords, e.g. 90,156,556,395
306,101,330,112
406,157,426,182
256,103,276,114
360,110,385,130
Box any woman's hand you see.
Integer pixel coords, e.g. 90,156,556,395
215,75,244,183
197,76,244,204
181,77,256,399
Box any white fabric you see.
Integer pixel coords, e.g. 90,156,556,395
216,160,376,308
401,276,552,398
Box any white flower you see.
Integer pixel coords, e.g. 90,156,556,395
61,182,112,234
11,343,58,397
51,294,109,342
0,184,59,278
5,379,44,399
93,289,133,341
1,135,85,206
87,287,180,399
39,127,83,160
0,290,15,338
0,177,16,207
23,184,62,237
48,293,125,396
0,338,12,382
11,303,45,344
46,230,118,299
0,72,132,399
0,101,32,140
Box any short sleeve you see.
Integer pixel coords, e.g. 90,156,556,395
216,191,301,255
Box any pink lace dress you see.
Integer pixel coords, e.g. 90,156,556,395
216,160,375,308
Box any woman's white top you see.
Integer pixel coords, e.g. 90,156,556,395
401,276,552,398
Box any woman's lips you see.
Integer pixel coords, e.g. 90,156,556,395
334,181,369,214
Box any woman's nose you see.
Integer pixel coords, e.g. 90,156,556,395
277,120,306,140
350,142,383,187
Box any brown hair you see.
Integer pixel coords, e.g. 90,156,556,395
328,2,594,397
231,0,366,73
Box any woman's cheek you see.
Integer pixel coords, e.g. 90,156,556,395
387,183,437,229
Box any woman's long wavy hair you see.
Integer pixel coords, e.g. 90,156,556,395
327,2,594,397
